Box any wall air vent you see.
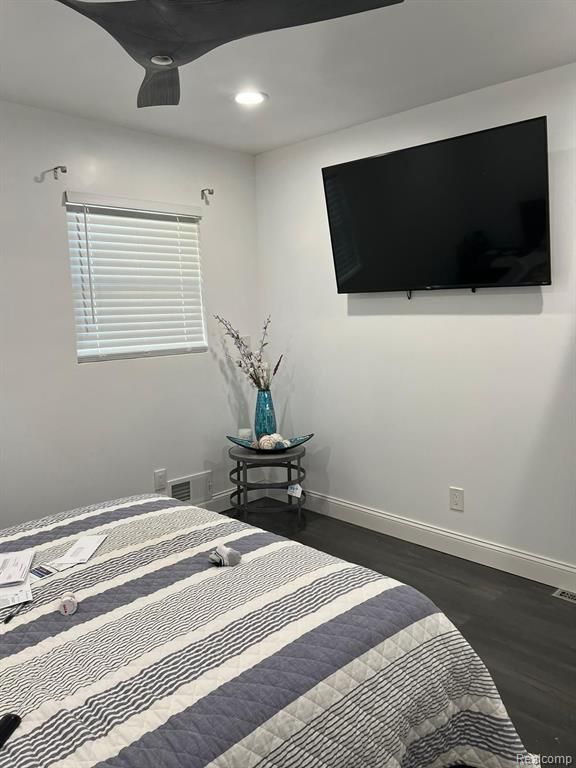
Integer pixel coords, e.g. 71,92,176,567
169,478,192,503
167,471,213,505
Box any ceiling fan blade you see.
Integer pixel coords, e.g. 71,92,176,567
137,67,181,108
56,0,404,108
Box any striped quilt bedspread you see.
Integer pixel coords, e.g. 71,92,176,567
0,494,529,768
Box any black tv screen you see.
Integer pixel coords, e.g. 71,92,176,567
322,117,551,294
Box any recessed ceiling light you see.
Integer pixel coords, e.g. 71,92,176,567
151,55,174,66
234,91,268,107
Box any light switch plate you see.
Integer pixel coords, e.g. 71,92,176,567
154,468,167,491
449,487,464,512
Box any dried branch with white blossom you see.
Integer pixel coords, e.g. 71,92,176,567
214,314,283,390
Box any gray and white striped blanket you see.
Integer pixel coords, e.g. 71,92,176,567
0,494,529,768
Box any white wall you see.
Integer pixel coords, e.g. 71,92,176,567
0,100,258,527
256,64,576,570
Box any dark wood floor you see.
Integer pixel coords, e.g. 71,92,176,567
225,500,576,757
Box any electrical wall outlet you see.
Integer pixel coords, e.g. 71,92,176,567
154,468,167,492
449,487,464,512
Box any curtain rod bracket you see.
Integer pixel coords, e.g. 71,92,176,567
35,166,68,183
201,188,214,205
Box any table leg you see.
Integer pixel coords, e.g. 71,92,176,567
297,456,303,529
287,461,293,506
234,461,241,519
242,461,248,522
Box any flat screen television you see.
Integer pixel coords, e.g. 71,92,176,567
322,117,551,294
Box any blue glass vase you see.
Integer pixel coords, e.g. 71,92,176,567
255,389,277,440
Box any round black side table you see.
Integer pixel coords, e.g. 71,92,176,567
229,445,306,529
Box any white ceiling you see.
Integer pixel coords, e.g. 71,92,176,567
1,0,575,154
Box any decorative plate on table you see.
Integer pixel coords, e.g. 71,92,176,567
227,434,314,453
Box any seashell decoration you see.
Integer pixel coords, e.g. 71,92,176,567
250,433,293,450
258,435,277,450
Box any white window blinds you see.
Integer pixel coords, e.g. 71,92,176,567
65,198,207,362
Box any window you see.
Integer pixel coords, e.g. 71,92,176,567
65,193,207,362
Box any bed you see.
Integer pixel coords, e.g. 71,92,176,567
0,494,530,768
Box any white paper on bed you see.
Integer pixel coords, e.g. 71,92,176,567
0,577,33,609
50,534,107,568
0,549,34,586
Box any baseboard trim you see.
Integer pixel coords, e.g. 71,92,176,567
200,489,234,514
306,491,576,591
